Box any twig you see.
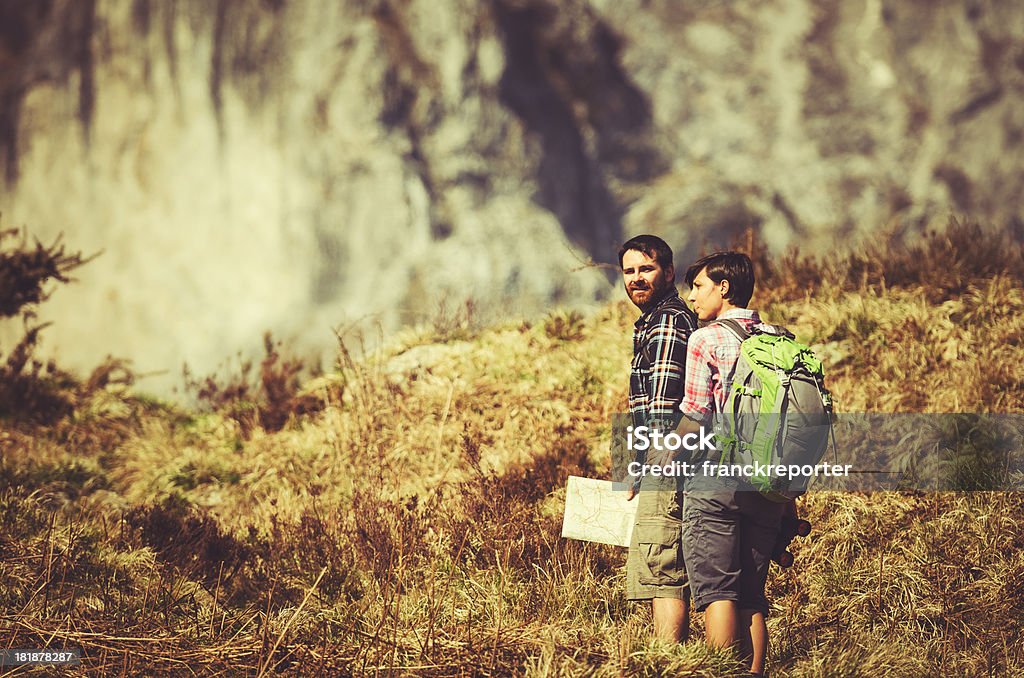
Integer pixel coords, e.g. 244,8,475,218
256,566,327,678
564,242,619,274
436,380,455,460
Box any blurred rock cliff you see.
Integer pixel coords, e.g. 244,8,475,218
1,0,1022,388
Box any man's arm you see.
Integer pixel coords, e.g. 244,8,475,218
636,312,693,470
644,311,691,433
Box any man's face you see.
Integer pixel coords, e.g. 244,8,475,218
687,267,728,321
622,249,674,311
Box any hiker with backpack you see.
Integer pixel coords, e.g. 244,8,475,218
665,251,829,677
618,235,699,642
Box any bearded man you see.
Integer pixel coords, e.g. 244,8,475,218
618,234,698,641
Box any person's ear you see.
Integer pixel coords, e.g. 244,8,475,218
719,278,730,299
665,265,675,285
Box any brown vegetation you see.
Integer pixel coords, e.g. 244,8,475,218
0,227,94,424
2,219,1023,675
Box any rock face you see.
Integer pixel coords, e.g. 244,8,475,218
1,0,1021,388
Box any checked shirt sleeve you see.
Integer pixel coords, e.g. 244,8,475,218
643,312,692,433
680,329,716,426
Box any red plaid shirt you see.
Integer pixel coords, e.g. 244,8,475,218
680,309,763,425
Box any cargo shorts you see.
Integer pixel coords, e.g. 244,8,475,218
681,489,784,616
626,474,689,600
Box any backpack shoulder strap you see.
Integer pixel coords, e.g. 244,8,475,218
715,318,750,343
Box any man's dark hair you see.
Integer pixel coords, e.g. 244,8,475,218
684,251,755,307
618,235,674,274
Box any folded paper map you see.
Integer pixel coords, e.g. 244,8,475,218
560,476,638,547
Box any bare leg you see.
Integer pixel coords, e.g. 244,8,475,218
652,598,690,642
739,608,768,675
703,599,738,649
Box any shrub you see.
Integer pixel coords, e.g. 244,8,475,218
729,217,1024,306
0,228,93,424
184,332,319,437
543,309,586,341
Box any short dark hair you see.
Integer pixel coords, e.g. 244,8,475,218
618,235,674,272
684,251,755,307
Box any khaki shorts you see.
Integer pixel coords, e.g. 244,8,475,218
626,475,689,600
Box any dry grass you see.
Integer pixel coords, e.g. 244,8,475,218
2,219,1024,674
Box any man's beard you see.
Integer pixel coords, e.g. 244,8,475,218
628,280,669,310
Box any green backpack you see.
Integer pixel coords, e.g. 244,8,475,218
714,319,835,502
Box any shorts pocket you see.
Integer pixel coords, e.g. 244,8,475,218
635,519,685,585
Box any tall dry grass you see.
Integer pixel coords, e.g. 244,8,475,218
2,218,1024,675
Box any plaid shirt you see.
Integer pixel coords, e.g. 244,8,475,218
629,290,698,433
680,308,763,425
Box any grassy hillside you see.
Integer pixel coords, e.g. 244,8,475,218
2,220,1023,675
